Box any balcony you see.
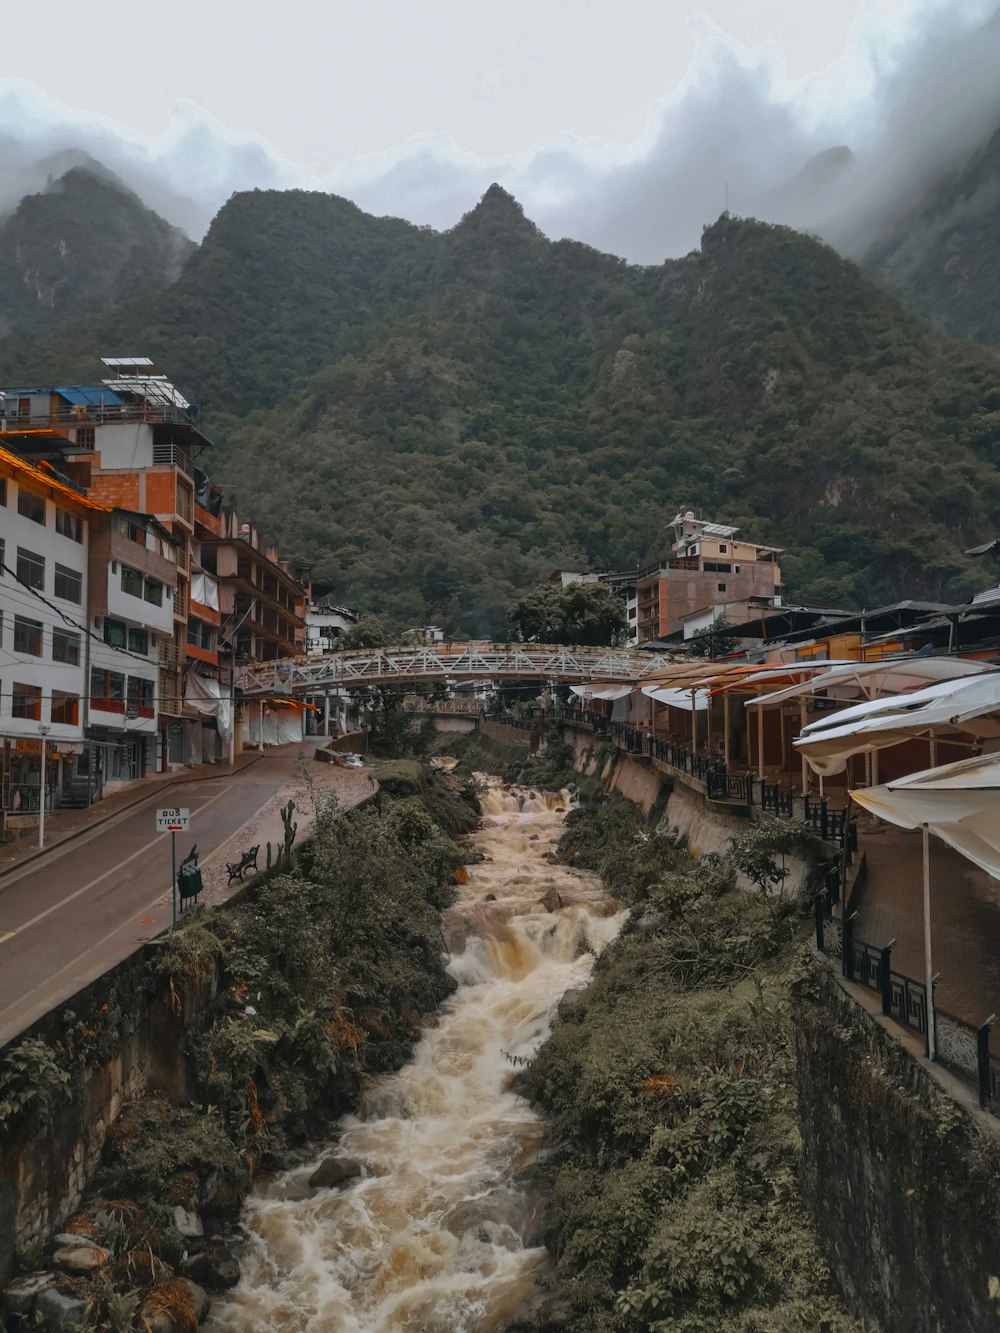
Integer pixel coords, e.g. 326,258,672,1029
152,441,195,475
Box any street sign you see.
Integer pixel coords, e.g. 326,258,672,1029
156,807,189,833
125,704,140,721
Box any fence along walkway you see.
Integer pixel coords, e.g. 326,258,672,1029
239,643,659,697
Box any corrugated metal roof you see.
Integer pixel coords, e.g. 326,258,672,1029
54,385,124,407
0,444,108,511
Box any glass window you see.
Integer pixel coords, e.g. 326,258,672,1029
141,678,155,708
12,683,41,720
90,669,125,701
121,565,144,598
127,675,142,705
17,489,45,524
54,563,82,604
55,508,83,542
103,619,127,649
108,671,125,701
13,615,42,656
52,628,81,665
0,478,6,505
127,627,149,655
16,547,44,590
51,691,79,726
144,578,163,607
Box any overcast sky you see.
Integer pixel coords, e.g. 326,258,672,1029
2,0,999,260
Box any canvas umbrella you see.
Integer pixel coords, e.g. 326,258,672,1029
852,753,1000,1062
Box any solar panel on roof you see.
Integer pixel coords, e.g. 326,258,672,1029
101,356,153,368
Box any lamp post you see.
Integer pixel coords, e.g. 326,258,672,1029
38,723,50,850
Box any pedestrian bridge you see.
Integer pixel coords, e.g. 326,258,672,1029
239,642,659,697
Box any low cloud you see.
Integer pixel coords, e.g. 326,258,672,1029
1,0,999,263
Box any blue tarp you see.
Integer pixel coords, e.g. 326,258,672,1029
54,385,123,407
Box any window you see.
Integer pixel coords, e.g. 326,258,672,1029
52,628,81,665
144,578,163,607
90,668,125,702
76,426,95,449
118,515,147,546
17,489,45,524
128,627,149,655
187,617,216,652
121,565,144,598
16,547,44,590
54,563,82,604
126,676,156,710
104,620,127,648
13,616,42,656
55,508,83,542
719,544,727,553
12,683,41,720
0,478,5,505
51,691,79,726
717,582,727,593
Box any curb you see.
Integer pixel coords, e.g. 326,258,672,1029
0,754,266,883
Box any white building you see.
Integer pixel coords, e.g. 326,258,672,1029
0,447,99,833
305,595,359,655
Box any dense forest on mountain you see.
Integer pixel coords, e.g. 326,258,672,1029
0,168,193,341
867,125,1000,349
4,178,1000,634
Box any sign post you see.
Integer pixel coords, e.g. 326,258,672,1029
157,808,190,926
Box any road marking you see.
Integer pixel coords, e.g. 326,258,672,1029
11,787,231,935
0,931,15,945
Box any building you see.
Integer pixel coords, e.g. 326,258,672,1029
0,445,104,836
86,508,179,791
200,508,306,662
634,511,783,643
305,594,359,655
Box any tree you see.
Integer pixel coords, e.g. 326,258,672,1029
337,615,388,651
688,615,740,659
507,581,627,646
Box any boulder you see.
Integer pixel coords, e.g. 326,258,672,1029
540,888,563,912
35,1287,93,1332
484,893,497,902
308,1156,363,1189
183,1278,212,1323
3,1271,55,1316
50,1233,93,1251
173,1206,205,1242
52,1244,111,1274
193,1241,241,1290
198,1169,243,1217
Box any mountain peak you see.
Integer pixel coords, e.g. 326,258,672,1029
452,184,544,241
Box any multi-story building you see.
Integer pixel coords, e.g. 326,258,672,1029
635,511,783,643
305,594,359,655
0,444,103,834
201,509,306,662
86,508,179,790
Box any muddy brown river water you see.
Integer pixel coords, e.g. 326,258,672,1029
205,777,625,1332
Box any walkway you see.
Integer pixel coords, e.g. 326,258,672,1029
854,827,1000,1027
0,743,374,1047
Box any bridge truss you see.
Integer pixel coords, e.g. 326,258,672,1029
238,642,660,697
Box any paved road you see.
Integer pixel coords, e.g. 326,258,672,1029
0,751,311,1046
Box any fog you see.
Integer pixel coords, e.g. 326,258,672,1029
1,0,999,263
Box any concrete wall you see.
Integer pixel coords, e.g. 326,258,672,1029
796,961,1000,1333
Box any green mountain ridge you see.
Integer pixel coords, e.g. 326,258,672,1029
3,184,1000,635
0,166,195,342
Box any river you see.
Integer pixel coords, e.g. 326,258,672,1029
206,776,626,1332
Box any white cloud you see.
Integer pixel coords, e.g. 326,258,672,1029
0,0,998,263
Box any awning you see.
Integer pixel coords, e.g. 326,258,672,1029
746,656,990,710
641,685,708,710
569,684,634,701
851,754,1000,881
795,671,1000,775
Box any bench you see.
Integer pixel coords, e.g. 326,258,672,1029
178,846,203,910
226,845,260,883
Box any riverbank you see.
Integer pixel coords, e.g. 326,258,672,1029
0,762,482,1331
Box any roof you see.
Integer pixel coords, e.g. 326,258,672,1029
114,507,180,544
0,444,108,512
101,356,154,369
54,385,124,407
102,376,190,410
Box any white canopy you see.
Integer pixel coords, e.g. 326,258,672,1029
794,671,1000,775
641,685,708,711
851,753,1000,882
746,656,989,710
569,684,634,701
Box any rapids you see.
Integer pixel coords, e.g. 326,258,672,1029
205,776,626,1332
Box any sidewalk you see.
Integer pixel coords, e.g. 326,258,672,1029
0,752,263,881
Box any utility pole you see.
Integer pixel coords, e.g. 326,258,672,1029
38,723,50,850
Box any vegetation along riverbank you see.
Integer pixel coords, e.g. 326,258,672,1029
463,741,862,1333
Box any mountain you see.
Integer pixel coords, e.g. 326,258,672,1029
866,124,1000,347
3,185,1000,634
0,167,194,340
